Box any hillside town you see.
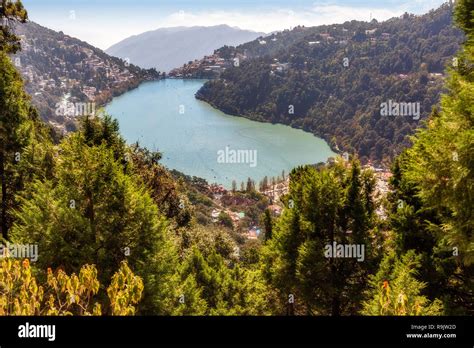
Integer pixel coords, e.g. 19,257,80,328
202,154,393,242
169,21,449,86
11,22,161,132
169,53,241,78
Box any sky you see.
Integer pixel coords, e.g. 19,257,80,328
22,0,448,50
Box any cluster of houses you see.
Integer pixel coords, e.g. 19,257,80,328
170,52,250,78
365,29,392,44
211,208,245,224
307,32,349,45
247,226,261,240
260,177,290,202
82,86,97,100
14,34,137,120
207,180,286,240
267,204,283,216
169,26,395,80
170,54,232,78
270,60,290,73
82,55,135,87
394,72,443,85
208,184,227,200
362,161,393,219
304,28,391,47
201,54,236,75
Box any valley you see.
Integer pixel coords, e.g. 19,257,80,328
0,0,471,322
174,3,464,165
106,78,335,188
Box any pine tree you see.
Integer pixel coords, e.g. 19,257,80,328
10,116,180,314
128,143,192,227
0,0,27,238
172,274,207,316
263,208,273,241
179,247,270,315
262,176,269,191
246,177,254,193
390,0,473,314
0,50,53,240
262,159,378,315
362,251,443,316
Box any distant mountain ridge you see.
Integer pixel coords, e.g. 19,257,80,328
106,25,265,72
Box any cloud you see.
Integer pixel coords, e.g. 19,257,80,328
157,6,404,34
27,1,447,49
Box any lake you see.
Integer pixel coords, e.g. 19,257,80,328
106,79,335,188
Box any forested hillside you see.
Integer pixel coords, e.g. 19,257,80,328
0,0,472,316
197,3,464,165
11,21,161,132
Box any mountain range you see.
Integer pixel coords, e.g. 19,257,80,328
105,25,265,72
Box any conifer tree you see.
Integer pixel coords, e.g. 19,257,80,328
0,48,53,239
172,273,207,316
389,0,473,314
0,0,27,239
10,116,180,314
263,208,273,241
362,251,443,316
262,159,378,315
180,247,270,315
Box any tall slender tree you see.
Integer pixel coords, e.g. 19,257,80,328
262,159,378,315
0,0,27,239
389,0,473,314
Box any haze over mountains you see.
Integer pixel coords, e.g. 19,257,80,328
105,25,265,72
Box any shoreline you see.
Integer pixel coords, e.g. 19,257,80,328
107,78,336,190
193,79,391,170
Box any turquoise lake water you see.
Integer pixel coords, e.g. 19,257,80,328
106,79,335,187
